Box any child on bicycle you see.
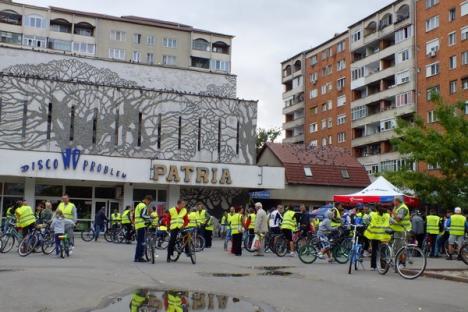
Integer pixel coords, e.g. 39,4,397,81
50,210,75,258
317,211,339,262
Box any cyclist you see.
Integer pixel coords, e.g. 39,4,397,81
425,209,441,257
111,209,121,229
121,205,133,244
57,194,77,248
389,197,412,253
281,206,297,257
50,210,75,258
15,200,36,237
133,195,152,263
2,202,17,233
330,203,343,228
268,205,283,235
446,207,467,261
297,204,311,238
364,203,391,270
166,199,189,263
224,207,235,251
317,210,338,263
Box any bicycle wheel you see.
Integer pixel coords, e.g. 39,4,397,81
274,237,288,257
189,241,196,265
81,229,94,242
332,244,349,264
460,243,468,265
170,249,181,262
18,235,37,257
243,233,256,252
0,234,15,253
104,230,113,243
395,246,426,280
156,234,169,250
64,239,70,257
295,236,310,251
42,238,56,255
348,247,356,274
377,244,391,275
341,238,353,253
297,244,318,264
150,239,156,264
194,235,205,252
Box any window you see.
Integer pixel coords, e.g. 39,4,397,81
463,51,468,65
114,109,119,145
326,100,332,110
24,15,44,28
395,25,413,43
352,30,361,42
162,55,176,65
309,89,318,99
328,135,332,145
321,48,332,60
341,169,350,178
310,55,317,65
396,91,413,107
304,167,313,177
427,163,441,170
462,77,468,90
426,62,440,77
147,53,154,64
197,118,202,151
322,65,332,76
73,42,95,55
310,72,318,83
310,140,318,147
337,132,346,143
426,16,439,32
321,138,327,146
46,102,52,140
109,48,125,60
337,114,346,125
337,95,346,107
449,80,457,94
321,119,327,129
157,114,161,149
21,101,27,138
449,8,456,21
352,67,364,80
133,33,141,44
449,55,457,69
217,120,222,155
426,85,440,100
425,0,439,9
132,51,140,62
462,26,468,41
92,108,97,144
397,49,411,63
236,120,240,155
462,1,468,16
137,112,142,146
212,60,229,72
192,38,210,51
311,106,318,115
380,119,396,131
336,40,345,53
427,110,438,123
321,84,327,95
48,39,71,51
327,117,333,128
309,123,318,133
162,37,176,48
147,35,155,46
321,103,327,112
69,105,75,141
292,76,303,89
23,35,46,48
352,106,367,121
336,59,346,71
178,116,182,150
395,70,410,84
448,32,456,46
425,39,440,55
465,102,468,114
336,77,346,90
110,30,126,41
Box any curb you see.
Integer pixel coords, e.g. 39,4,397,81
422,270,468,283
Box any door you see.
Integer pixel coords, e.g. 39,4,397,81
108,201,120,218
94,200,107,223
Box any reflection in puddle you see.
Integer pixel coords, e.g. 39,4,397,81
92,289,274,312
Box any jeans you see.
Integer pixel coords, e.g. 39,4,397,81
55,233,63,256
427,234,438,256
94,224,103,241
370,239,379,269
65,223,74,247
436,232,449,256
134,228,146,261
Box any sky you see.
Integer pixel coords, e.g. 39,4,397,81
22,0,394,131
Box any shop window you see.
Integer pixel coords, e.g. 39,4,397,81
133,189,157,202
35,184,62,196
95,187,116,199
5,183,24,195
65,186,92,198
158,190,167,202
73,199,92,221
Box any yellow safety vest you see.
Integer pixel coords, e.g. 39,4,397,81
364,212,391,242
16,205,36,228
130,293,146,312
111,213,121,225
330,208,342,228
205,217,214,231
121,210,131,224
187,212,199,228
281,210,296,230
167,293,183,312
6,206,14,218
226,214,234,230
198,209,207,225
248,213,256,230
150,212,159,228
390,204,412,232
221,215,227,225
426,215,440,234
230,213,243,235
134,202,147,230
450,215,466,236
57,202,75,220
169,207,187,230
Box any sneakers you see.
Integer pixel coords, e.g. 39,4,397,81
317,252,325,259
446,255,453,261
287,252,295,257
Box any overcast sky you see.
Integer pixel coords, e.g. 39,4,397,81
23,0,393,130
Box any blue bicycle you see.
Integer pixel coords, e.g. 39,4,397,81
348,224,365,274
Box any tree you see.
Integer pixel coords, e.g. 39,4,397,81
384,96,468,210
256,127,281,153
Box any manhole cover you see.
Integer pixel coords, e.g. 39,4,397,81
91,289,275,311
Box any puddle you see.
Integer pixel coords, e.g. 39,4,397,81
258,271,293,276
91,288,275,312
249,266,295,271
203,273,252,277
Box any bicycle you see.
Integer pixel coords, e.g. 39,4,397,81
144,228,158,264
274,229,309,257
421,234,435,256
377,230,426,279
169,229,196,264
460,242,468,265
298,227,349,264
0,221,23,253
347,224,365,274
57,233,70,258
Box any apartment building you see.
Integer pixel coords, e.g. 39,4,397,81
0,0,232,73
415,0,468,172
304,32,352,149
281,53,306,144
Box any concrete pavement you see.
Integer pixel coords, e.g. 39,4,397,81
0,239,466,312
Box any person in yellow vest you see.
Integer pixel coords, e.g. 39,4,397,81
204,215,214,248
57,194,77,247
229,207,244,256
364,204,391,270
246,207,256,249
15,200,36,237
129,289,148,312
390,197,412,253
167,199,189,262
134,195,153,263
2,203,17,233
425,209,441,257
224,206,235,251
149,207,159,231
330,203,343,228
280,206,297,257
187,207,199,230
121,205,133,244
219,211,228,237
196,202,208,243
110,209,121,229
446,207,467,261
164,290,187,312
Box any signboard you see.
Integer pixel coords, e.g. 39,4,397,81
249,190,271,199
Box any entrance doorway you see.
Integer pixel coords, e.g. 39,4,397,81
94,200,120,221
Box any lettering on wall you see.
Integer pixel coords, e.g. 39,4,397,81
153,164,232,185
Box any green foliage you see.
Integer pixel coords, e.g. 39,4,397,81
256,127,281,152
384,96,468,210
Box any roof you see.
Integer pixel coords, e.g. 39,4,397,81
261,143,370,187
348,0,404,28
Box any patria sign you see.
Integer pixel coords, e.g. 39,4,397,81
152,164,232,185
20,148,127,179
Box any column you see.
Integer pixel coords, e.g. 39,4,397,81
123,183,134,211
167,185,180,209
24,177,35,207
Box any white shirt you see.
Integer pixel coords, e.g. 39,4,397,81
268,210,283,228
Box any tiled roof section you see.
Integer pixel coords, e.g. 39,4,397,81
265,143,370,187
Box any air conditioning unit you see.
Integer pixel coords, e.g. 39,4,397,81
428,50,437,57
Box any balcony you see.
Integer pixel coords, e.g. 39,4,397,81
283,117,304,130
352,103,415,128
351,128,395,147
0,10,22,26
351,65,396,90
283,133,304,144
357,151,400,167
351,80,415,109
283,101,305,115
